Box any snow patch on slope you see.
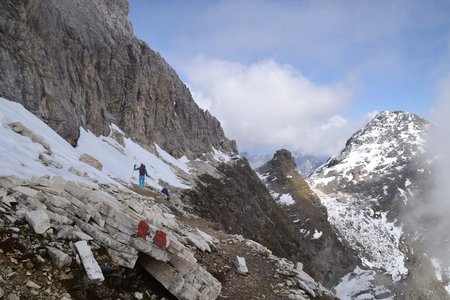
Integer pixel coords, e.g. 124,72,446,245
0,97,190,190
335,267,394,300
278,193,295,206
268,190,295,206
312,229,322,239
212,147,233,162
315,189,407,281
155,144,190,173
431,258,450,294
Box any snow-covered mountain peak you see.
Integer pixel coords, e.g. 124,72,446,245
348,110,427,149
308,110,438,298
312,110,428,192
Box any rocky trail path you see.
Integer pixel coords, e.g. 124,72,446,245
0,176,335,300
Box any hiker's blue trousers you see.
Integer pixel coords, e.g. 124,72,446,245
139,175,145,187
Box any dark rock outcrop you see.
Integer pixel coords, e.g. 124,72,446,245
184,159,304,263
0,0,236,157
257,149,359,287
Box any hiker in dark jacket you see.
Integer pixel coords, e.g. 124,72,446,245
134,163,149,187
161,187,170,200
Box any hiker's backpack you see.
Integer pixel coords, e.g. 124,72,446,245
139,164,145,175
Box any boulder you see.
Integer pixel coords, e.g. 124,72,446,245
22,196,47,210
64,181,90,200
12,186,39,198
1,196,16,207
295,262,303,272
79,154,103,171
26,280,41,289
129,237,169,262
56,226,75,240
25,210,51,234
75,220,138,257
32,176,66,194
45,194,71,209
73,230,93,241
186,231,211,253
46,246,72,268
295,270,316,287
38,154,63,169
74,241,104,282
244,240,272,257
235,256,249,275
6,293,20,300
297,280,316,298
108,248,138,269
8,122,52,155
0,176,29,188
141,256,221,300
47,211,73,226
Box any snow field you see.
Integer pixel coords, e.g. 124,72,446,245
0,97,191,190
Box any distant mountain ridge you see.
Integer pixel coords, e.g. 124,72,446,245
242,151,326,177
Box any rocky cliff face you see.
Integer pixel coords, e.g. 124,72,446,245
257,149,359,288
0,0,236,158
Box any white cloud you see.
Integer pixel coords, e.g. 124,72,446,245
184,57,363,156
405,74,450,265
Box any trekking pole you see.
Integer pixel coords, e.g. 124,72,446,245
129,164,136,184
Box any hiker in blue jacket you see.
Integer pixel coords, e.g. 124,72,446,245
134,163,149,187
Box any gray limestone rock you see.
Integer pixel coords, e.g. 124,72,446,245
234,256,249,275
25,209,51,234
74,240,104,282
0,0,236,158
12,186,39,198
46,246,72,268
6,293,20,300
26,280,42,289
79,154,103,171
141,256,221,300
108,248,138,269
8,122,52,154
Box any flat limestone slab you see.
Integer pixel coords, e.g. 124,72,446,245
74,240,104,282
